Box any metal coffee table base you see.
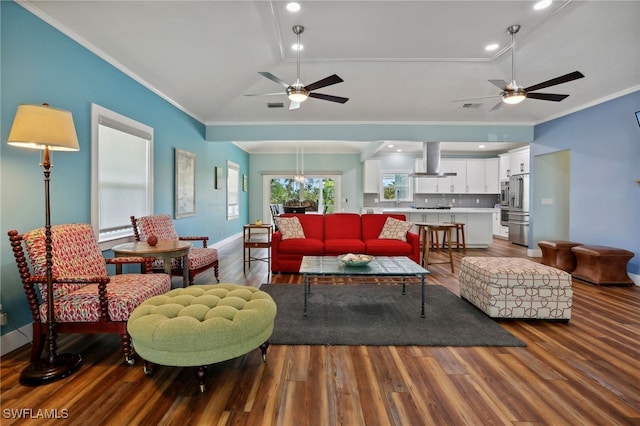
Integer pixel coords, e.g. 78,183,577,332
300,256,429,318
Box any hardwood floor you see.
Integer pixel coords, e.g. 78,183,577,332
1,238,638,425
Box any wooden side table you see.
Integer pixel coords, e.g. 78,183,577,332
112,240,191,287
243,224,273,273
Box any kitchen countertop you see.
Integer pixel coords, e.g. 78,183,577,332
377,207,499,214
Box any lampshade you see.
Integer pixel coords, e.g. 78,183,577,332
8,104,79,151
501,91,527,105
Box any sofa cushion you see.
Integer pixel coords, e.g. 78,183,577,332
324,239,366,255
361,214,407,240
279,214,325,240
378,217,412,242
275,216,306,240
364,239,413,257
324,213,362,240
278,238,325,255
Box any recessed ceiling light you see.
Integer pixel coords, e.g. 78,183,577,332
387,144,394,148
533,0,552,10
286,2,301,12
485,43,499,52
478,144,486,149
396,149,402,152
292,43,303,51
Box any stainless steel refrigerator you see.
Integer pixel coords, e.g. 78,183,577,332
508,174,529,246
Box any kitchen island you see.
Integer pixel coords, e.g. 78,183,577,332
374,208,498,248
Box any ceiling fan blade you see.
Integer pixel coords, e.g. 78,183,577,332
258,72,290,89
489,80,510,90
289,101,301,110
452,94,500,102
490,101,503,111
304,74,344,92
524,71,584,92
526,92,569,102
309,93,349,104
244,92,286,97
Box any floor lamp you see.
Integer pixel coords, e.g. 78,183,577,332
7,103,83,385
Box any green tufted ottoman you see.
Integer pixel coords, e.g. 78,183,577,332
127,283,277,392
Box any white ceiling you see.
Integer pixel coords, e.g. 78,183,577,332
21,0,640,154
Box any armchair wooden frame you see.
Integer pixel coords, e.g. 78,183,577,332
8,229,167,365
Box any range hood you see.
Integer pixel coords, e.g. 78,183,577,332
410,142,457,177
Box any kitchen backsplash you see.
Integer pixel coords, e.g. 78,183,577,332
363,193,499,209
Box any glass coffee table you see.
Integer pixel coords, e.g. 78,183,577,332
299,256,430,318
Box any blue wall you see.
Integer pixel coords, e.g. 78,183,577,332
532,90,640,275
1,2,248,334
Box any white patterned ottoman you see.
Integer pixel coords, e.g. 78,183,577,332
459,257,572,321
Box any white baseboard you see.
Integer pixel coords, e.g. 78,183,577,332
1,323,32,357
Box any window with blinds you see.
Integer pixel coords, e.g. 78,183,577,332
91,104,153,248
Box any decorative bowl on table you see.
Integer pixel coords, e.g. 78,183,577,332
338,253,374,266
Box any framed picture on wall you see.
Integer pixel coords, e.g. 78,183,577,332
242,174,248,192
214,166,223,190
175,148,196,219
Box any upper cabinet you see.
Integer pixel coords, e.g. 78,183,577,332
510,147,530,175
413,158,500,194
363,159,381,193
438,159,467,193
413,159,439,193
466,158,499,194
484,158,500,193
499,153,511,180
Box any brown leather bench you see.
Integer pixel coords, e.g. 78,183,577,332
571,245,635,286
538,240,583,272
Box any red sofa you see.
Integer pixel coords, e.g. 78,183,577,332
271,213,420,273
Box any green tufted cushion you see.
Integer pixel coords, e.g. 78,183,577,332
127,284,277,367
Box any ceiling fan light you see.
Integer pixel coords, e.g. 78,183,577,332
288,93,308,103
502,91,526,105
287,86,309,103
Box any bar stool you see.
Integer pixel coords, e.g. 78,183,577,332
417,223,455,273
443,222,466,254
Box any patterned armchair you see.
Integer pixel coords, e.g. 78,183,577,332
130,215,219,285
7,224,171,364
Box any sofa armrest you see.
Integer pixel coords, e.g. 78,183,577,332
271,231,283,271
406,232,421,264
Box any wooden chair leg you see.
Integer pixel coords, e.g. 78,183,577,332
447,228,454,273
120,333,135,365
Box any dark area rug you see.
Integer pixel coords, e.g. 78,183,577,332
260,284,525,347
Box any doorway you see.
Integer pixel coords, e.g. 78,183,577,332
262,174,341,223
532,150,570,248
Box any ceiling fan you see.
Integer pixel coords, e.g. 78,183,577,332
454,24,584,111
244,25,349,110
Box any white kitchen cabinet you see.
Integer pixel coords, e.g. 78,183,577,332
485,158,500,193
465,213,494,246
409,212,439,234
438,159,466,193
499,153,511,180
492,212,509,239
510,147,530,175
465,159,486,193
465,158,500,194
413,159,439,193
363,159,380,193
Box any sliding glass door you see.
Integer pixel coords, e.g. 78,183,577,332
263,174,341,223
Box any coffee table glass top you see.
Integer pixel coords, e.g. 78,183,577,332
300,256,428,276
